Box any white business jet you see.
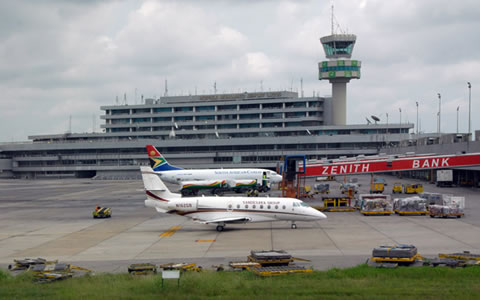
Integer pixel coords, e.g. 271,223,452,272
141,166,326,231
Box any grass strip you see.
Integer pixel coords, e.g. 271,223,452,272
1,264,479,299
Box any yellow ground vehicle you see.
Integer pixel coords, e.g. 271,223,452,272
370,183,384,194
92,206,112,218
392,183,402,194
404,184,423,194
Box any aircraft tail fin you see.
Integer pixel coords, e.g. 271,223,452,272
146,145,183,171
140,166,180,201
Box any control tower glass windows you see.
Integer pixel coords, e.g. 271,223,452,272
322,41,354,57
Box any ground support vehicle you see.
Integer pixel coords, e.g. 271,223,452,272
29,263,92,283
8,258,57,271
359,194,393,216
128,263,157,275
159,263,202,272
429,196,465,218
429,209,464,218
427,257,479,268
229,261,261,270
251,266,313,277
404,184,424,194
315,197,355,212
241,250,313,276
180,180,228,196
247,250,310,267
393,197,427,216
439,252,480,261
368,245,423,267
340,183,358,194
92,207,112,218
369,182,384,194
392,183,402,194
314,183,330,194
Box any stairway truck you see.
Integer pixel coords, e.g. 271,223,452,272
436,170,453,187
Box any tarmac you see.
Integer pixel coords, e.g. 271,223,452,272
1,175,479,273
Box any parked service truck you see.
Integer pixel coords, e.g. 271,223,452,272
436,170,453,187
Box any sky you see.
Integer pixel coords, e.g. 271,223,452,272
0,0,478,142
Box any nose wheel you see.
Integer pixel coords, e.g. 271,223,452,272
216,225,225,232
291,223,297,229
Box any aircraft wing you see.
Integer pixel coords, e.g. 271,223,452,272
194,216,252,224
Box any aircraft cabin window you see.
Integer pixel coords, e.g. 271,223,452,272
253,205,256,209
260,205,263,209
275,205,278,209
245,205,249,209
282,205,286,209
237,204,240,209
228,204,232,209
267,205,271,209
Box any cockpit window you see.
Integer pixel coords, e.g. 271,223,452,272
300,202,310,207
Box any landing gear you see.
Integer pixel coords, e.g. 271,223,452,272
291,223,297,229
216,225,225,232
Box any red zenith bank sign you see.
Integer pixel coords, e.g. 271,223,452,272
302,153,480,177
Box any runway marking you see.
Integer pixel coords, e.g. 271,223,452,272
195,240,216,243
160,226,182,237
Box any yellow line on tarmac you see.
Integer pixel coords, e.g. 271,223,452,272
195,240,216,243
160,226,182,237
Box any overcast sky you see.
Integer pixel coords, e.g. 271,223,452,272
0,0,478,142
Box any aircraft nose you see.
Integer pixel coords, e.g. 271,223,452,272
273,175,283,183
313,208,327,219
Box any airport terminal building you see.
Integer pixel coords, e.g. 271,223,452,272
0,91,412,179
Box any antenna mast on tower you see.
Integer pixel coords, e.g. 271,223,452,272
164,79,168,97
331,1,334,35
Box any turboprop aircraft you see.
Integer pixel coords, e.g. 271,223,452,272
141,166,326,231
146,145,283,193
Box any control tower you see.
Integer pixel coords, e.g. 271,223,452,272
319,33,361,125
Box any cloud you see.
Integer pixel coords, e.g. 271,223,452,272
0,0,478,141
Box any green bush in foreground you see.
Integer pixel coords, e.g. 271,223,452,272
1,265,479,299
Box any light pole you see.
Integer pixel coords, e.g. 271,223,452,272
416,101,419,135
468,82,471,138
399,108,402,125
437,93,441,134
456,106,460,134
